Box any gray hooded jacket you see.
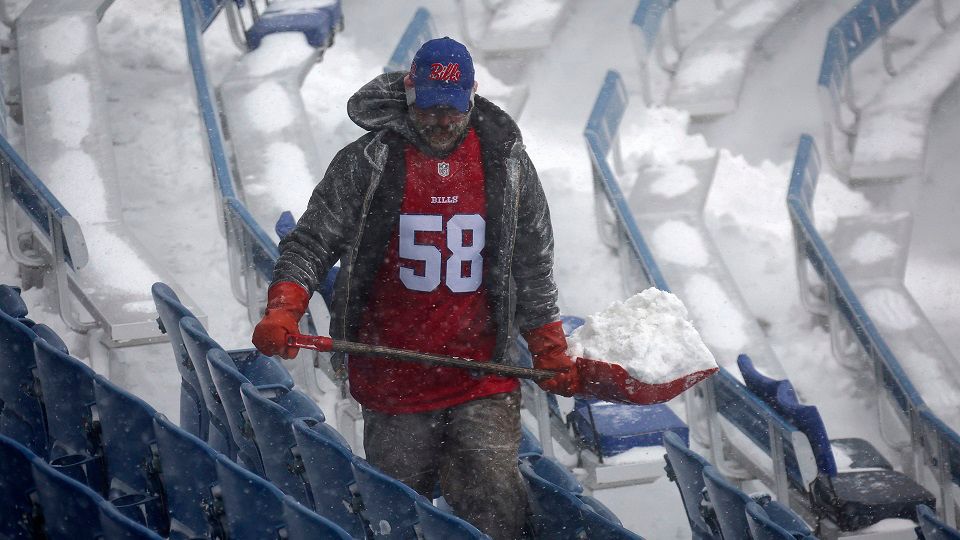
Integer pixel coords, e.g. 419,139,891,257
273,72,559,363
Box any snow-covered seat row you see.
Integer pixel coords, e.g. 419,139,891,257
384,7,529,118
454,0,573,54
788,134,960,528
10,0,204,346
245,0,342,50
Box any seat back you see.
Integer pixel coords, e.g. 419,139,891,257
292,418,367,538
215,454,286,540
351,458,423,539
206,348,263,474
179,316,234,457
282,495,353,540
31,456,104,540
33,339,108,494
917,504,960,540
0,311,54,456
580,503,645,540
521,453,583,494
414,498,490,539
229,348,294,388
702,465,754,540
151,282,208,439
737,354,785,409
0,284,28,317
775,383,837,477
93,375,169,535
520,424,543,455
0,434,42,539
662,430,714,537
745,501,810,540
99,501,165,540
240,382,321,506
152,415,224,540
521,461,587,539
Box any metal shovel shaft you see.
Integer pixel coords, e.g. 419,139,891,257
288,333,557,381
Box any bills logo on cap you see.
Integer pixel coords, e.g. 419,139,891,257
438,162,451,177
429,63,461,83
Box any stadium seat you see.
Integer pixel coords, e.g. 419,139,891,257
521,461,591,539
580,502,645,540
577,493,623,525
30,455,105,539
152,415,226,540
917,504,960,540
520,424,544,455
568,399,688,458
352,458,424,539
702,465,811,539
245,2,335,50
0,434,42,539
180,316,237,457
662,430,717,538
206,348,266,475
151,282,209,440
33,339,108,494
99,501,165,540
282,495,353,540
414,498,490,539
291,418,368,538
215,454,287,540
240,382,322,506
0,284,28,317
520,453,583,494
746,501,816,540
93,375,169,535
737,354,788,408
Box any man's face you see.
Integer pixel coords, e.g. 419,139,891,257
409,104,471,154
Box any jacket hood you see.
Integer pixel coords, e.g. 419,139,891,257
347,71,523,149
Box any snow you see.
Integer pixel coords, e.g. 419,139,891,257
849,231,899,265
648,165,699,198
244,81,297,133
567,288,718,384
47,73,92,147
650,220,710,268
862,288,920,331
47,150,109,224
37,16,89,65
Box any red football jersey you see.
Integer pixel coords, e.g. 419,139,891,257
349,129,519,413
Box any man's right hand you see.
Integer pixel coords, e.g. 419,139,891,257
252,281,310,359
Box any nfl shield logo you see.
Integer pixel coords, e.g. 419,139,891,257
438,162,450,177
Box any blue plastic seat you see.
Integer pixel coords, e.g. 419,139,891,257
580,502,645,540
0,310,58,456
99,501,165,540
151,282,209,440
215,454,286,540
519,424,543,455
520,453,583,494
352,458,424,539
917,504,960,540
414,498,490,539
283,495,353,540
206,348,266,474
737,354,787,409
240,382,322,506
568,399,688,458
0,284,28,317
33,339,108,494
745,501,815,540
93,375,168,535
152,415,225,540
577,493,622,525
246,3,334,50
30,455,105,539
0,434,42,539
521,461,589,539
291,418,367,538
180,316,236,457
662,430,716,539
702,465,811,539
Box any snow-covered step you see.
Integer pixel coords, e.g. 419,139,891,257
667,0,801,117
850,14,960,182
457,0,572,54
828,212,913,286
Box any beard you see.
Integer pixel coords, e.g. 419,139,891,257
412,116,471,156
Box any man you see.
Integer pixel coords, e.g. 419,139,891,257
252,37,578,540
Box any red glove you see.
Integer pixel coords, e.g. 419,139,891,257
252,281,310,359
523,321,581,397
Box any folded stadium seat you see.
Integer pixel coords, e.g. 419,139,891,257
291,418,368,538
662,430,719,539
576,493,623,526
206,348,267,475
702,465,812,540
245,1,335,50
745,501,817,540
775,382,936,531
215,454,287,540
93,375,169,535
99,500,165,540
0,434,44,539
519,453,584,494
917,504,960,540
0,284,28,317
30,455,109,540
152,416,226,540
33,339,108,495
282,495,353,540
520,424,544,455
568,399,689,458
351,458,425,539
414,498,491,539
240,382,323,507
738,354,893,472
151,282,210,440
0,305,68,457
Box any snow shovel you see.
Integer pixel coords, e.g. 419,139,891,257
288,333,716,405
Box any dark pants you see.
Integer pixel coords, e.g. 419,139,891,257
362,390,529,540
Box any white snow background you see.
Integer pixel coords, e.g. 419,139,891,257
2,0,960,537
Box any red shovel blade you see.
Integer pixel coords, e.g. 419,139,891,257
575,357,718,405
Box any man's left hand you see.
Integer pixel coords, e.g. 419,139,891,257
523,321,582,397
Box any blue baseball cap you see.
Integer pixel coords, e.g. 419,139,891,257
408,37,475,113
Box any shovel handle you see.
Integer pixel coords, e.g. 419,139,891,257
288,333,558,381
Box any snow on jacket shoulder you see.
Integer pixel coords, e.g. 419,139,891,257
273,72,559,363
